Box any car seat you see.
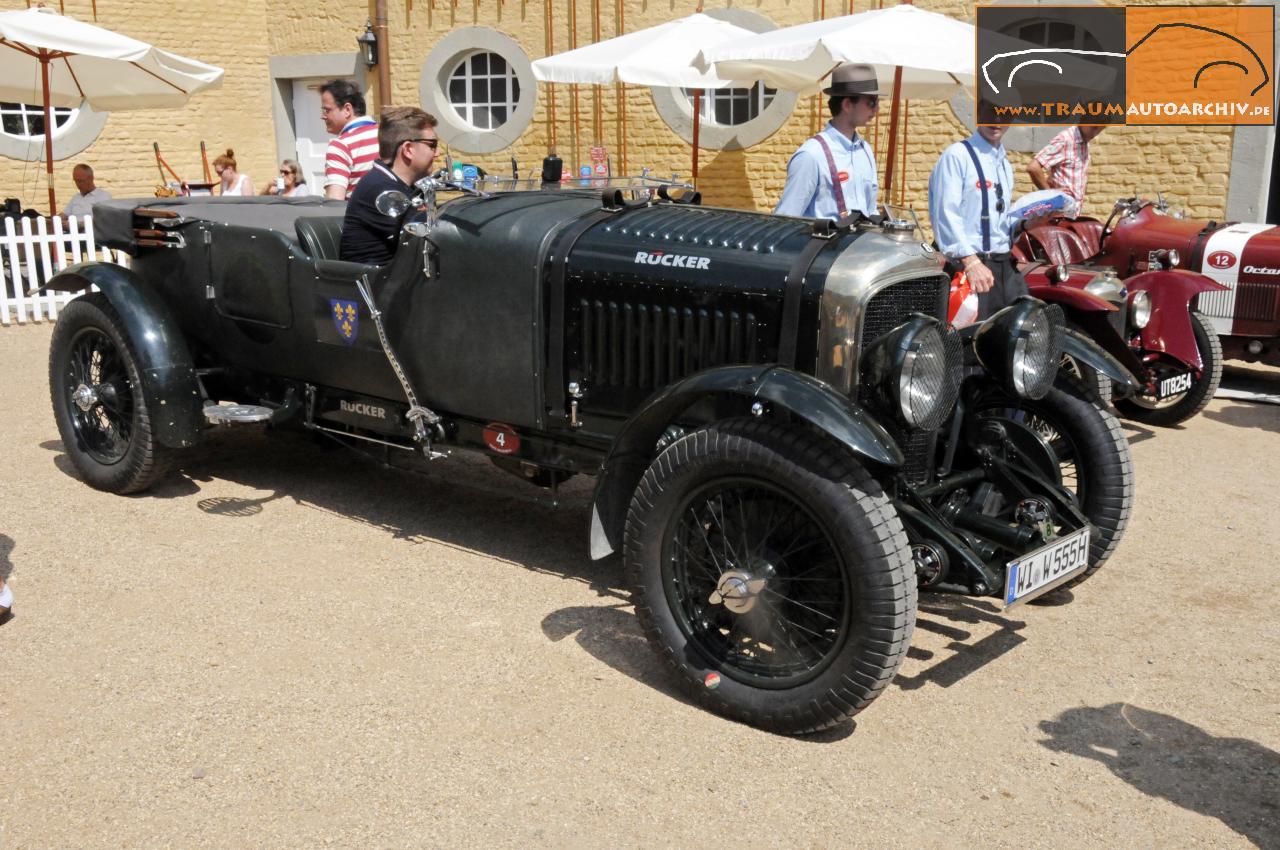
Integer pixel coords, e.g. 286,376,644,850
295,216,345,261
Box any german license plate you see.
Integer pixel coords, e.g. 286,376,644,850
1004,527,1090,608
1156,371,1194,398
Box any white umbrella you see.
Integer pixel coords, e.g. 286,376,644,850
0,6,224,212
532,13,757,183
698,4,975,196
697,5,975,98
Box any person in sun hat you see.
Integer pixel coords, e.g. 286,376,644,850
774,63,886,220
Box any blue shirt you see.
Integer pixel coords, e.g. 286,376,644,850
928,132,1015,258
775,122,879,219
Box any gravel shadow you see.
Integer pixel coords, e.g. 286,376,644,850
1040,703,1280,848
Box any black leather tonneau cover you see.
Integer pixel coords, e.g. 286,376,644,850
92,196,347,254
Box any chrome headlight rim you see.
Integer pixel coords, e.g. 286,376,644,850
1128,290,1153,329
862,314,959,430
973,297,1062,401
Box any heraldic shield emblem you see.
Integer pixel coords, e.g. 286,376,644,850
330,298,359,345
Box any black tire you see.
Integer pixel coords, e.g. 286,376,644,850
1059,352,1114,410
976,383,1134,590
624,418,915,735
1114,311,1222,427
49,294,171,494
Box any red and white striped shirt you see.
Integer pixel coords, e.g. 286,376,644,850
324,117,379,198
1033,127,1091,205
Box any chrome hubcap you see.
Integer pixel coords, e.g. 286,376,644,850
72,383,99,412
709,569,768,614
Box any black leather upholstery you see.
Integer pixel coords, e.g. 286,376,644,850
295,216,345,261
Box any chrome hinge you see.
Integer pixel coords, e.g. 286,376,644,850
567,381,585,428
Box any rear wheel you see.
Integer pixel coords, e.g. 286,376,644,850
49,294,171,494
625,418,915,735
975,382,1134,591
1114,311,1222,427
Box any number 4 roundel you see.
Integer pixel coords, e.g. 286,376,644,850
483,423,520,455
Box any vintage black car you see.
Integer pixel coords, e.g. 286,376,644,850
42,179,1134,734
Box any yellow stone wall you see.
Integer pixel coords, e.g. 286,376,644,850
0,0,275,213
0,0,1238,228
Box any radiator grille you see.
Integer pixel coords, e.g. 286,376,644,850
857,275,948,485
860,275,948,344
578,299,763,389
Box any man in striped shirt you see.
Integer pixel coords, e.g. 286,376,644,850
1027,124,1106,207
320,79,380,200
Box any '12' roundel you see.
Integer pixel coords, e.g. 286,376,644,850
1207,251,1237,270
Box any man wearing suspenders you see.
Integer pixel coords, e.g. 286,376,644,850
774,64,884,220
928,119,1026,320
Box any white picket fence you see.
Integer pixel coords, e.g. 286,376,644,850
0,214,129,326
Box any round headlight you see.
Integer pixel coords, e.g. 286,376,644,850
973,297,1062,401
1012,306,1056,397
898,323,950,429
1166,249,1180,268
861,315,960,430
1128,290,1153,329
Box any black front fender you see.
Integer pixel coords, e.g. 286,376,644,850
1060,326,1142,396
46,263,203,449
588,364,902,560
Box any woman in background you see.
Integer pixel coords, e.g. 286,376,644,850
264,159,308,197
214,149,254,196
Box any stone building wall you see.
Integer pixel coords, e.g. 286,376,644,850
0,0,1240,228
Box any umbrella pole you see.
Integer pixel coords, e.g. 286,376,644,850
41,51,56,215
691,89,701,186
883,64,903,200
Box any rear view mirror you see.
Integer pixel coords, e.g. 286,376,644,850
376,190,410,218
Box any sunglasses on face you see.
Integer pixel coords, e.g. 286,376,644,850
404,137,439,150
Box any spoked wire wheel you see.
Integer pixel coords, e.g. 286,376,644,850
49,294,172,494
626,418,915,735
62,326,135,465
663,478,849,688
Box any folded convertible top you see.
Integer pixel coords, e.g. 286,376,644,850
91,196,347,254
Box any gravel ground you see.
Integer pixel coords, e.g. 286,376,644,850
2,321,1278,849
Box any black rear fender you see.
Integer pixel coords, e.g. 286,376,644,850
45,263,203,449
588,364,902,560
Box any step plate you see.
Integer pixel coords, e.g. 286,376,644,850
204,404,273,424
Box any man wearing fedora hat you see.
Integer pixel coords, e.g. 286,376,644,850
775,64,884,220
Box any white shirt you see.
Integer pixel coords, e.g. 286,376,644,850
64,187,111,218
775,122,879,220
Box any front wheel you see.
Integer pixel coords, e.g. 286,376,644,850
1114,311,1222,427
975,382,1134,591
49,294,172,494
625,418,916,735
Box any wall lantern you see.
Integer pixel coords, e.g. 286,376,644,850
357,20,378,68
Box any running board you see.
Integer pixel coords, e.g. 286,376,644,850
204,403,273,424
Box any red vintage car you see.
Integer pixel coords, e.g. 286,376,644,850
1010,195,1239,426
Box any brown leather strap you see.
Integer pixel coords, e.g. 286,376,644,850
811,135,848,218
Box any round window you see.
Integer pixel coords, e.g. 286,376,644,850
651,9,796,150
0,100,107,162
682,84,777,128
0,102,77,140
420,27,537,154
447,51,522,131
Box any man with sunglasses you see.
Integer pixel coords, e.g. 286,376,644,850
928,115,1024,320
340,107,440,265
775,64,884,220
